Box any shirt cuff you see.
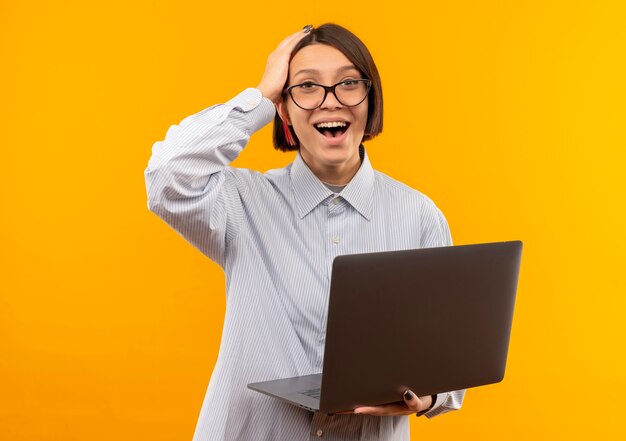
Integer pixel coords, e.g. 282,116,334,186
224,88,276,133
426,392,448,414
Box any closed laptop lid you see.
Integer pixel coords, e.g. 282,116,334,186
318,241,523,414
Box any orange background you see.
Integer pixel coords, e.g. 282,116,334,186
1,1,625,439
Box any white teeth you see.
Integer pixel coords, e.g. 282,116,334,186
315,121,347,128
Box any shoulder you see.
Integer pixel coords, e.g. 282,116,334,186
374,170,441,212
373,170,450,244
264,162,293,181
376,171,452,248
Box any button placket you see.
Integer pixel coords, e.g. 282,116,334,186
328,198,344,249
318,199,343,367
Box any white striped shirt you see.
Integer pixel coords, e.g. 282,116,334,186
144,88,465,441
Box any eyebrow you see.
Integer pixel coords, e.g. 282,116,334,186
293,65,360,78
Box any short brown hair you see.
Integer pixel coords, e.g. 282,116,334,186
273,23,384,152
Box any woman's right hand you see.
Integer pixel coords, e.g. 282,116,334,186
256,27,312,104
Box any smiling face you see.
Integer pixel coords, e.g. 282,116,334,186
279,44,369,183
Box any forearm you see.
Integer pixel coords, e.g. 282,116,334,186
145,88,274,191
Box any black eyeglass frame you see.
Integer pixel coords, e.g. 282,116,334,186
283,79,372,110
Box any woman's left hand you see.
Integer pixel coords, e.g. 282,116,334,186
338,390,432,416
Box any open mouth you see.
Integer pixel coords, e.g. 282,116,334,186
314,121,351,139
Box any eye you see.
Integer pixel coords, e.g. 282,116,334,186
297,82,317,89
293,82,321,95
340,79,362,89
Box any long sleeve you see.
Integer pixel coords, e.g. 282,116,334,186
144,88,275,266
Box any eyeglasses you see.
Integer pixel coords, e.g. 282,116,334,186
283,79,371,110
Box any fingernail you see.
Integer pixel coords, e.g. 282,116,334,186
403,390,414,400
303,25,313,33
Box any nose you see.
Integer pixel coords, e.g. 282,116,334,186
319,89,343,110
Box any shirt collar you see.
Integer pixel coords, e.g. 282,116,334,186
291,146,375,221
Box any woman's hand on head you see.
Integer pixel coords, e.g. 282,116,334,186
256,27,312,104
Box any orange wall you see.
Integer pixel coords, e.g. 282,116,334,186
1,1,625,439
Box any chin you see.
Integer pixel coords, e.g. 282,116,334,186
319,145,357,162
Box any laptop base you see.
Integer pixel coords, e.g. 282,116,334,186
248,373,322,413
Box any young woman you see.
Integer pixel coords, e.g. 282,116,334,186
145,23,464,441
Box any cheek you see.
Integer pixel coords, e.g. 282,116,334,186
285,103,305,127
286,108,314,137
291,118,311,139
355,108,369,132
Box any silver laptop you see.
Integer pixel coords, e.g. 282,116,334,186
248,241,523,414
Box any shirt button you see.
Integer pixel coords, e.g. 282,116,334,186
332,236,340,244
332,197,340,205
247,100,258,107
316,429,323,437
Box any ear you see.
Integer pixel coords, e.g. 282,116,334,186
276,99,292,126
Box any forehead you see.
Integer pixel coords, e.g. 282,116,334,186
289,44,359,80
